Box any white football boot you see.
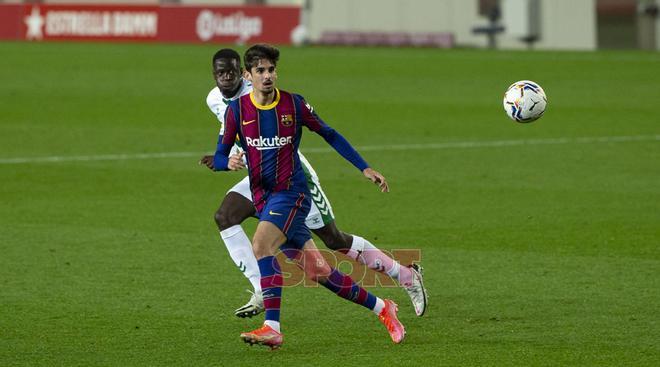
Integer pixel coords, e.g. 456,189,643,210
234,290,264,318
403,264,428,316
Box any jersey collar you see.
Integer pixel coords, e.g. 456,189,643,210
250,88,280,110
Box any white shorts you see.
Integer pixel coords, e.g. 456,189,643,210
227,160,335,230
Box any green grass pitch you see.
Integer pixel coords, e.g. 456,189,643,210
1,41,659,366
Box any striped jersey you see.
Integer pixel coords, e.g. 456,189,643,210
216,88,368,212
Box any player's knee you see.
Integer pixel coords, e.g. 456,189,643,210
252,242,274,259
214,209,240,231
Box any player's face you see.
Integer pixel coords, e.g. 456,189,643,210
213,58,242,98
247,59,277,95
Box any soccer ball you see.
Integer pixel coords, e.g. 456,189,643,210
502,80,547,123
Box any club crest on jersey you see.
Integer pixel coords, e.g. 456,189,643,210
280,114,293,126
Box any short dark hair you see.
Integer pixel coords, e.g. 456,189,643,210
212,48,241,66
244,44,280,71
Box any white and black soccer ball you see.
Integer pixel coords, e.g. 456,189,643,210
502,80,547,123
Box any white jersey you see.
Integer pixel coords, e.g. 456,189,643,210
206,79,253,135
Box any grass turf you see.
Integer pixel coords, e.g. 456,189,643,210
1,41,659,366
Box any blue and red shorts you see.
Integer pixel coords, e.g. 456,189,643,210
258,190,312,252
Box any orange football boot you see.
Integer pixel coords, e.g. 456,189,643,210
378,299,406,343
240,324,283,350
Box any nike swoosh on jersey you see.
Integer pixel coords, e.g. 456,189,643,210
242,119,256,126
268,210,283,216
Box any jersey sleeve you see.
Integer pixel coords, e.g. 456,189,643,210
213,104,239,171
296,94,369,172
206,87,227,135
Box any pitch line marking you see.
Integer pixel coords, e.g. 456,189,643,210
1,135,658,165
302,134,660,153
0,152,200,165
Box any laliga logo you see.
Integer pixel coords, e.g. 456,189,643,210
246,136,293,151
196,10,262,43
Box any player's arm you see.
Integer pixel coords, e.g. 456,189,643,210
299,97,389,192
214,135,245,171
200,90,239,169
199,134,244,171
201,106,245,171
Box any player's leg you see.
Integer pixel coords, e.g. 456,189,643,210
304,170,428,316
240,191,310,349
313,223,428,317
312,223,411,284
301,153,416,287
240,220,287,349
293,239,405,344
214,176,263,317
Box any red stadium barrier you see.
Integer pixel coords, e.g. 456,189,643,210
0,3,301,44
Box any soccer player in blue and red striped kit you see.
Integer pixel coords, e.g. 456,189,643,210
212,44,405,349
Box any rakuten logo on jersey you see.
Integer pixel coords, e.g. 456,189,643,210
246,136,293,151
196,10,262,42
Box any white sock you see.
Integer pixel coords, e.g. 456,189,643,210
348,235,402,281
386,259,401,280
220,225,261,293
264,320,281,333
372,298,385,315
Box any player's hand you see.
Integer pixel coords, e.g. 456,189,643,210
199,155,214,170
228,151,246,171
363,167,389,193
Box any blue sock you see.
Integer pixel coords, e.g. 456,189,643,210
319,268,377,310
257,256,283,324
